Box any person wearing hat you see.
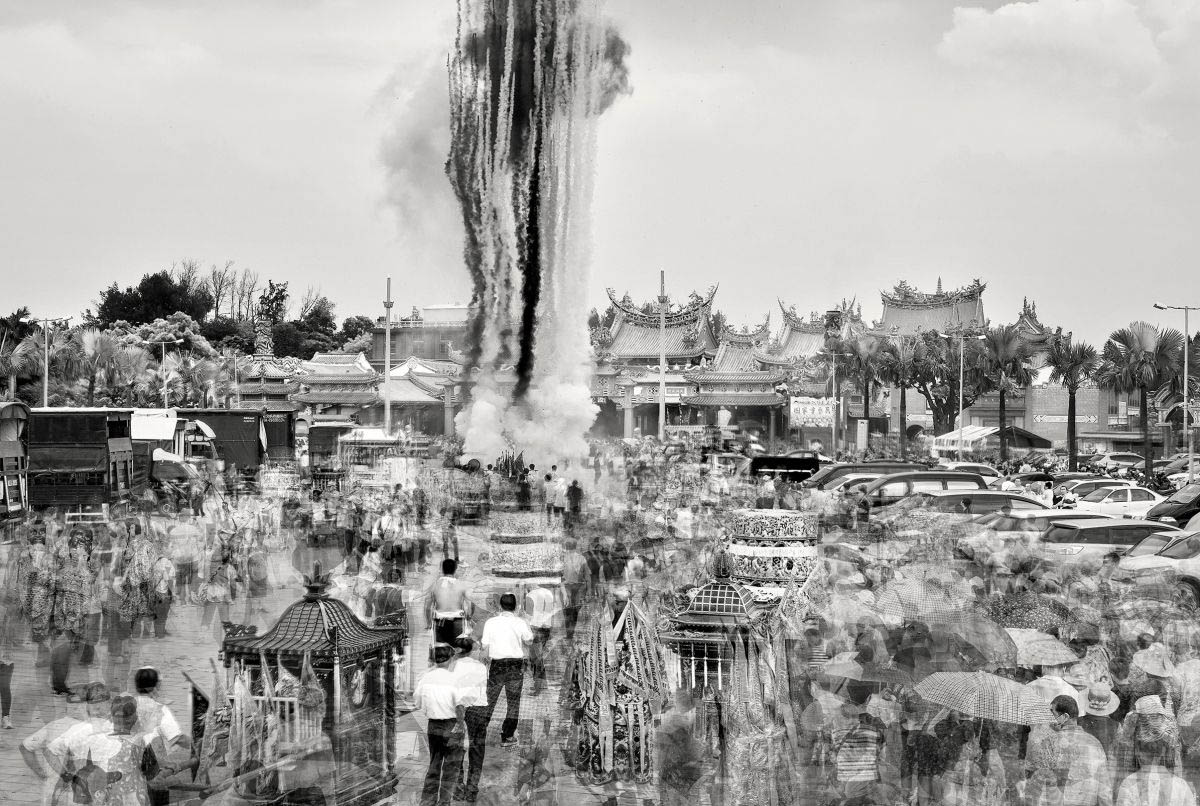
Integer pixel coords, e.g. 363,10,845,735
1025,694,1113,806
1080,682,1122,755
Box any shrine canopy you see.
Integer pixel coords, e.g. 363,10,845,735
932,425,1051,456
223,564,405,663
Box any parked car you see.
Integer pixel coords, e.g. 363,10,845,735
824,473,883,492
936,462,1003,482
1145,482,1200,527
988,472,1056,490
1032,518,1180,568
802,462,926,491
974,508,1109,536
1085,452,1147,471
859,471,988,510
914,489,1044,515
1055,477,1135,506
1114,530,1200,606
1074,486,1164,518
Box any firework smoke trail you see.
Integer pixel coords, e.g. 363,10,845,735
448,0,629,463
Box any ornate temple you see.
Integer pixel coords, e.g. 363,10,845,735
237,319,304,462
293,353,382,424
880,278,987,336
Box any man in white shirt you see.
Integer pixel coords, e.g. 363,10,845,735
413,644,466,806
151,553,177,638
451,637,489,803
480,593,532,747
524,586,557,695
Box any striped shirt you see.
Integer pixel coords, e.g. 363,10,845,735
828,710,885,783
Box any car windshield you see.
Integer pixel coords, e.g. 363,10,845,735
1081,488,1114,502
1160,534,1200,559
1128,534,1177,557
1167,484,1200,504
1041,526,1082,544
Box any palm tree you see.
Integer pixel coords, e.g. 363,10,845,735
1097,322,1184,475
108,346,152,405
0,334,35,400
77,328,121,406
983,325,1035,461
20,330,84,403
842,333,888,453
881,335,919,459
1047,338,1100,471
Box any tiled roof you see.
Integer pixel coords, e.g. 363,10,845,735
672,578,755,627
240,380,301,394
380,377,441,404
684,369,786,384
292,390,380,405
681,393,785,407
240,355,303,380
223,594,405,659
880,281,987,336
301,352,380,380
711,342,757,372
607,321,714,359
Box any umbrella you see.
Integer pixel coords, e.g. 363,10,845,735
872,577,974,626
983,592,1075,631
915,671,1054,726
1025,676,1086,715
823,592,883,629
931,615,1018,667
824,652,913,686
1005,628,1079,667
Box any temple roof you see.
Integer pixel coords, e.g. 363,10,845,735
380,376,442,404
598,286,718,360
224,570,404,659
301,352,380,381
880,279,987,336
670,554,761,628
240,354,303,381
681,392,785,407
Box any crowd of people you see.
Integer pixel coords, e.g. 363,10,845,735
6,435,1200,806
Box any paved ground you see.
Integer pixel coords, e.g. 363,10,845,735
0,517,672,805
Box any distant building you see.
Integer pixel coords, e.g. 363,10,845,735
368,304,470,371
292,353,381,423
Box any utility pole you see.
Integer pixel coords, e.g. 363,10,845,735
21,315,71,407
658,270,667,442
383,277,393,436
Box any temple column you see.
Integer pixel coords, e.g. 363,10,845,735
768,408,777,448
443,384,456,436
623,388,634,439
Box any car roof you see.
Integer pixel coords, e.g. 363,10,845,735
919,489,1036,499
1046,518,1178,530
998,508,1106,519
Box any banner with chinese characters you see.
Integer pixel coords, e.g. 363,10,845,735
789,396,834,427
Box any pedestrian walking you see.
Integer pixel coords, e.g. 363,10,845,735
480,593,532,747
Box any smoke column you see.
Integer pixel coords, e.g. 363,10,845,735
447,0,629,463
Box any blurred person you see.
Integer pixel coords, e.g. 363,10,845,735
21,681,110,805
480,592,532,747
426,559,471,645
1026,694,1113,806
451,637,489,803
413,644,466,806
524,584,556,696
1115,737,1196,806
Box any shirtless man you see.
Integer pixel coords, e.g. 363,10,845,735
426,559,472,645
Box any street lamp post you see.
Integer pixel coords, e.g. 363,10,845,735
149,338,183,409
20,315,71,407
935,329,986,461
383,277,393,436
1155,303,1196,483
658,270,668,442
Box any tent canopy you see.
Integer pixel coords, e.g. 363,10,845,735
131,409,181,442
933,425,1052,452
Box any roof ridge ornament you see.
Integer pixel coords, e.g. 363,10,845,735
302,561,332,601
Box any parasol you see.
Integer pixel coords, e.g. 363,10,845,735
1005,628,1079,667
983,592,1075,631
824,651,913,686
915,670,1054,726
929,615,1018,667
872,577,974,626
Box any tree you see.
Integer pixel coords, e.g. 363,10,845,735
840,333,888,451
983,325,1035,461
1097,322,1183,475
1047,338,1100,471
77,328,121,406
207,262,236,318
709,309,729,339
200,317,254,354
0,309,35,399
94,268,215,325
881,335,919,458
909,331,991,436
257,281,290,324
113,313,218,359
340,315,376,343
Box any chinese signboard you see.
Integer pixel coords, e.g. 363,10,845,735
790,396,834,427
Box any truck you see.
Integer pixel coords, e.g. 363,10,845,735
178,408,267,472
28,408,138,512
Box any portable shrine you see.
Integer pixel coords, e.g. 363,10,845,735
218,563,407,806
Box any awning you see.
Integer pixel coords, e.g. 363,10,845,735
131,409,180,441
189,419,217,439
680,393,785,407
933,425,1052,451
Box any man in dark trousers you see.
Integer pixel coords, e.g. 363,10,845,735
413,644,466,806
480,593,532,747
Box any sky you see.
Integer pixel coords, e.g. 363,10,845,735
3,0,1200,346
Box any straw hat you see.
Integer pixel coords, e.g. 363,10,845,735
1059,663,1091,689
1134,695,1168,717
1084,683,1119,717
1133,643,1176,678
